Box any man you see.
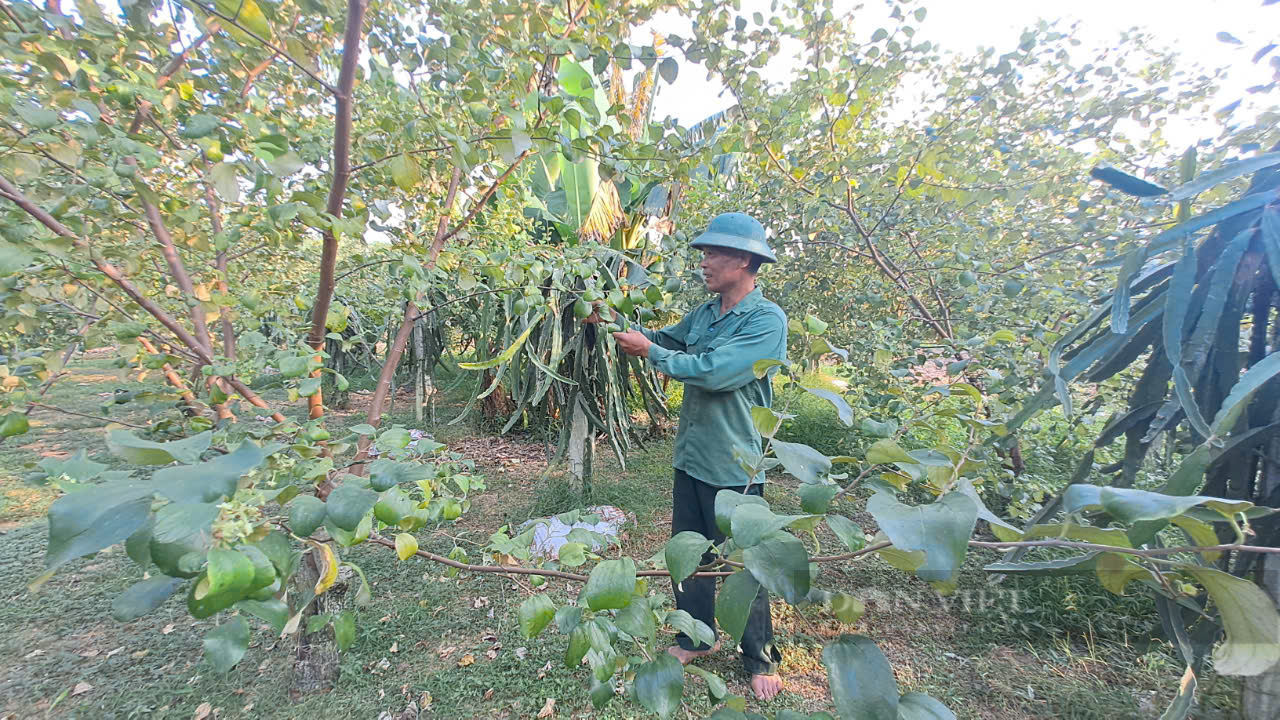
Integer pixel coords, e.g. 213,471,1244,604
609,212,787,701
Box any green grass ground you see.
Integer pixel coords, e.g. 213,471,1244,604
0,354,1241,719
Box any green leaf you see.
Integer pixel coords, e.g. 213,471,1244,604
233,596,286,633
180,114,221,139
555,605,583,634
153,501,219,544
771,440,832,484
715,570,760,645
823,634,899,720
298,377,322,397
954,478,1022,541
582,557,636,611
38,449,107,483
866,491,978,593
349,424,377,435
209,162,239,201
518,593,556,638
155,441,279,504
615,595,655,640
334,609,356,651
457,309,546,370
751,406,783,438
798,484,840,514
267,151,304,177
743,531,810,604
714,492,768,535
634,653,684,719
325,485,378,532
665,531,712,586
865,439,913,465
897,692,956,719
753,358,785,378
1159,666,1197,720
801,386,854,426
826,514,866,552
565,625,590,668
731,504,803,549
685,665,728,701
106,429,211,465
111,576,184,622
203,617,250,673
860,418,897,438
558,542,587,567
831,593,865,625
0,241,35,277
206,547,254,598
665,609,716,648
289,495,327,537
658,57,678,84
390,154,421,192
1023,523,1132,548
368,459,431,491
1178,564,1280,675
1083,485,1253,524
44,480,154,573
1170,151,1280,201
983,554,1097,576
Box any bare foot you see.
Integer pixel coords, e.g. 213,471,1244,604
751,673,783,701
666,642,721,665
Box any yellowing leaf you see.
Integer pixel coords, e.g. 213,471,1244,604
389,154,421,192
577,180,624,244
311,540,338,595
214,0,273,42
458,653,475,667
394,532,418,560
1095,552,1150,595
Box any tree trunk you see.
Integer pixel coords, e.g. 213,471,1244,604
567,399,589,494
290,546,346,697
413,320,425,424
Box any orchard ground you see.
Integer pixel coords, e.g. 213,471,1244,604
0,353,1240,719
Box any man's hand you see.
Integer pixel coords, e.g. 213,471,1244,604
612,330,651,357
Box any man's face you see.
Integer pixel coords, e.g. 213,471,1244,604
699,247,749,293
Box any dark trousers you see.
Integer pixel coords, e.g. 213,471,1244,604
671,469,781,675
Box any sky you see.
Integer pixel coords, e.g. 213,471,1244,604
637,0,1279,146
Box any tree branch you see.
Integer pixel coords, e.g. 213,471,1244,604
305,0,369,421
0,174,285,423
190,2,338,94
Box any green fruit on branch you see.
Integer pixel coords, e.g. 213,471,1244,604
573,298,592,320
644,285,664,305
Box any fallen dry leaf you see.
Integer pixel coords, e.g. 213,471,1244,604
193,702,212,720
437,645,457,659
71,682,93,697
162,624,176,635
483,688,494,700
80,649,100,659
24,649,44,659
457,654,475,667
485,649,497,660
537,697,556,718
389,642,399,653
514,647,527,660
473,596,490,609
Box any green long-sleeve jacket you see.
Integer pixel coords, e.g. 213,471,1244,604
642,287,787,487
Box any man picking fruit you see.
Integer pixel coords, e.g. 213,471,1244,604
595,212,788,701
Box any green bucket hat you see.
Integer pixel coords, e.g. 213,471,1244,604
690,212,777,263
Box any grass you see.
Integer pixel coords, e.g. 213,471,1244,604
0,353,1237,719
